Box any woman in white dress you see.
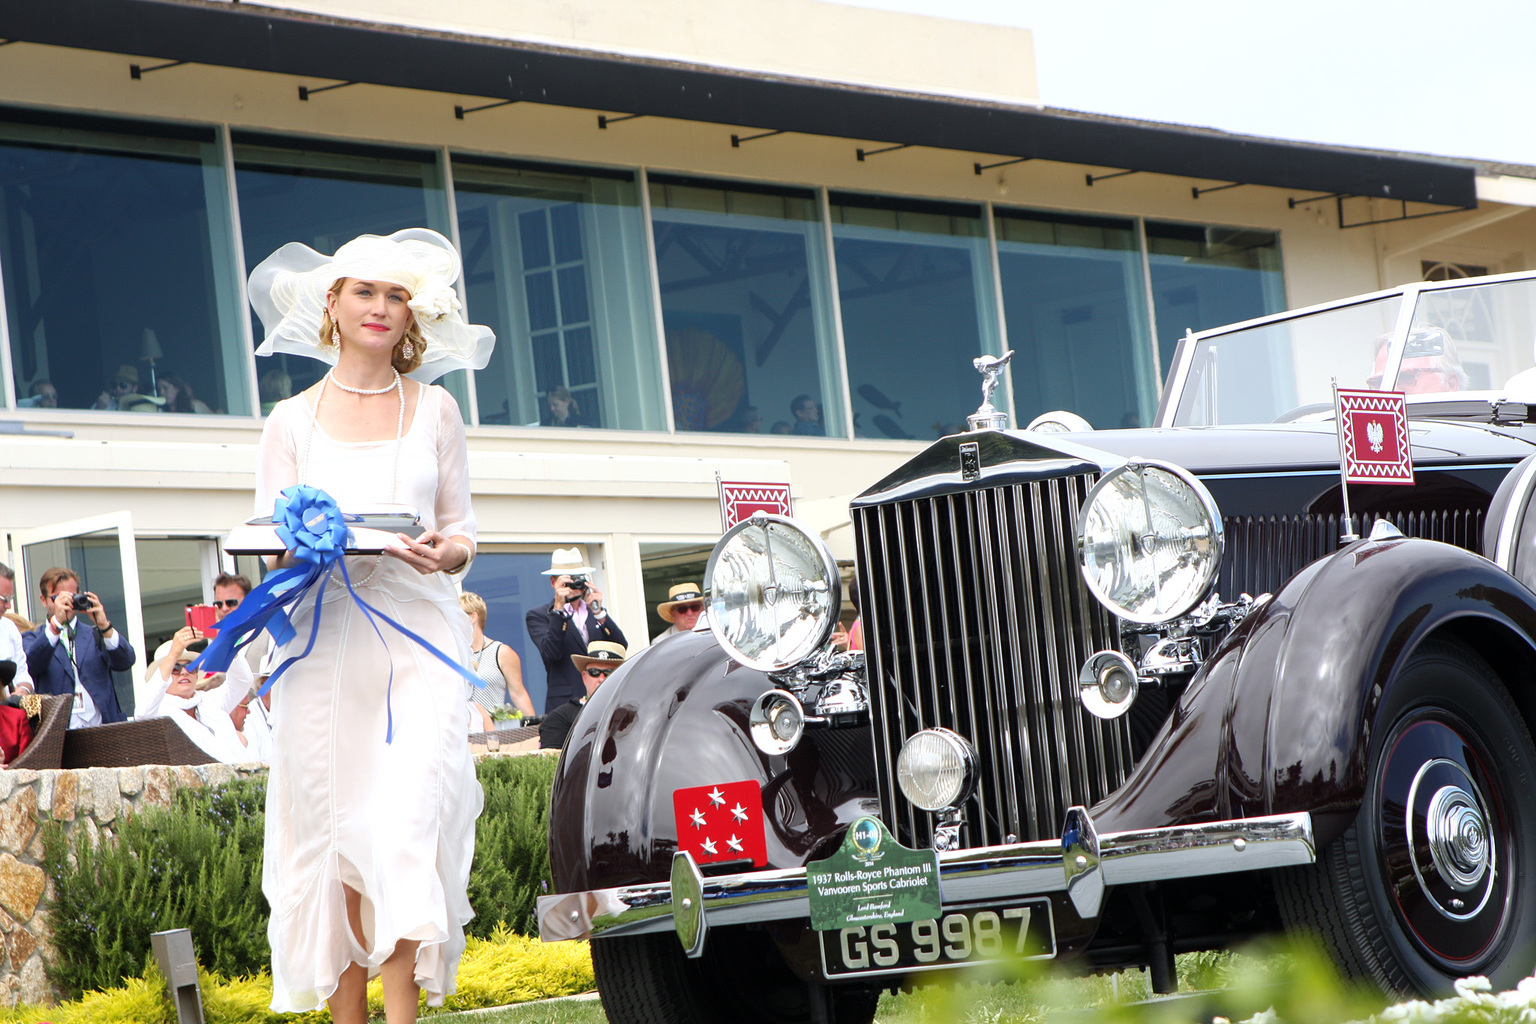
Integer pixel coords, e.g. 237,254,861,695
246,229,495,1022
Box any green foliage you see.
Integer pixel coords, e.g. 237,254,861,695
40,756,558,1001
41,777,271,1000
467,754,559,938
0,929,589,1024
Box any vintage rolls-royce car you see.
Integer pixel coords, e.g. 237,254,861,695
538,270,1536,1023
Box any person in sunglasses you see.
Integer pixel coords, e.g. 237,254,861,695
1369,327,1467,395
540,641,627,750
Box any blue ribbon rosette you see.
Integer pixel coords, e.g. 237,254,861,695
190,484,479,741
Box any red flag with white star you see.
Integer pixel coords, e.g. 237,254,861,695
1337,388,1414,486
672,779,768,868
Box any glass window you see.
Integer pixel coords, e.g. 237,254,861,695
640,542,712,642
453,158,663,429
0,109,248,415
650,176,843,437
1147,221,1285,378
18,531,135,713
995,209,1156,429
232,132,455,406
136,538,210,660
831,193,1003,440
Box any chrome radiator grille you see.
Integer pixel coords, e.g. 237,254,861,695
1219,508,1484,598
853,475,1134,851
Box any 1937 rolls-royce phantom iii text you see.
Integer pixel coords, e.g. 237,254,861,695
538,271,1536,1023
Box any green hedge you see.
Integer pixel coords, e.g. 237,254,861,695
41,753,559,999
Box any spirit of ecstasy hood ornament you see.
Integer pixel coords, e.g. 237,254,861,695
967,350,1013,432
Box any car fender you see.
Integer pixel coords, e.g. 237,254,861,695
1092,535,1536,847
548,628,879,894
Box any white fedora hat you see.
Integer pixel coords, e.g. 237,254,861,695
542,547,596,576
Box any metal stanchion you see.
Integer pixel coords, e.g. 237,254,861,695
150,929,205,1024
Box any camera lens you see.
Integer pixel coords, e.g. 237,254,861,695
71,594,92,611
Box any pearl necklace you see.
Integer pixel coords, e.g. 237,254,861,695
327,368,401,395
300,367,406,587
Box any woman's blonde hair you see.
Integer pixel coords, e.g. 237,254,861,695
459,591,487,628
319,277,426,375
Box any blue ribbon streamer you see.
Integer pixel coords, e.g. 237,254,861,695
190,484,480,742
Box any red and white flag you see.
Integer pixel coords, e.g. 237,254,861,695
672,779,768,868
718,480,792,533
1337,388,1415,486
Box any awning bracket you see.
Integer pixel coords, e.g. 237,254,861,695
1192,182,1245,199
298,81,357,101
1336,195,1478,230
856,143,911,161
731,130,786,147
1288,192,1343,208
598,113,645,129
455,99,517,119
974,156,1032,175
1086,169,1138,186
129,60,187,79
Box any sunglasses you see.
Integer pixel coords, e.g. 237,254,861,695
1367,368,1448,390
212,598,241,610
171,663,195,675
672,604,704,615
585,666,616,678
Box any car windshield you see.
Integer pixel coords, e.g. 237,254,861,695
1164,276,1536,426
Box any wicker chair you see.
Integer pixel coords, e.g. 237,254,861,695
62,716,216,769
8,695,71,771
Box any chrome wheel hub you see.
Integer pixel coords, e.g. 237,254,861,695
1426,785,1489,891
1405,757,1497,921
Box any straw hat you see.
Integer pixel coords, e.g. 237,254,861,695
571,640,628,673
153,637,208,664
657,583,704,622
542,547,595,577
246,227,495,383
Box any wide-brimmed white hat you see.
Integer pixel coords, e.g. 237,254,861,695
247,227,495,383
542,547,596,576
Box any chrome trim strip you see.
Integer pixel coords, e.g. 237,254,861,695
1493,456,1536,571
537,812,1316,942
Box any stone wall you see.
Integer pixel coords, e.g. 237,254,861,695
0,762,267,1006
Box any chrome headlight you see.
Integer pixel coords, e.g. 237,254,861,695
1077,460,1223,625
705,514,840,672
896,728,977,812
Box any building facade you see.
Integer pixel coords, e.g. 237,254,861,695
1,0,1533,711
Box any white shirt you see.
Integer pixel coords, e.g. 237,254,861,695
0,618,31,693
45,617,120,728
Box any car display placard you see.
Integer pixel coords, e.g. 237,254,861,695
805,816,941,931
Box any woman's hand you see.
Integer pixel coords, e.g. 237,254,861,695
386,530,471,575
170,625,202,656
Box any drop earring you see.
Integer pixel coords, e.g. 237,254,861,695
401,339,415,360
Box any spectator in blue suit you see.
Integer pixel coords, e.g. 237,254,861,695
21,566,133,726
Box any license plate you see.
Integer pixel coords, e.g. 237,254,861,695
818,899,1055,978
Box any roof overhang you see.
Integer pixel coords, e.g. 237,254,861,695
0,0,1479,209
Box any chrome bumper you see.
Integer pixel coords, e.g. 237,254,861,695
537,810,1315,942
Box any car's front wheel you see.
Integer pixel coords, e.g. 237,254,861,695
591,926,881,1024
1277,638,1536,996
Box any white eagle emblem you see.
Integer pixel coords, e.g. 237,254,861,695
1366,419,1385,453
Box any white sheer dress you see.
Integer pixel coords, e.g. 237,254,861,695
255,384,482,1011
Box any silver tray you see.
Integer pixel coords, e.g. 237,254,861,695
223,504,425,555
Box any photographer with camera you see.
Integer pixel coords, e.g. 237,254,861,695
525,547,627,714
21,567,135,726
